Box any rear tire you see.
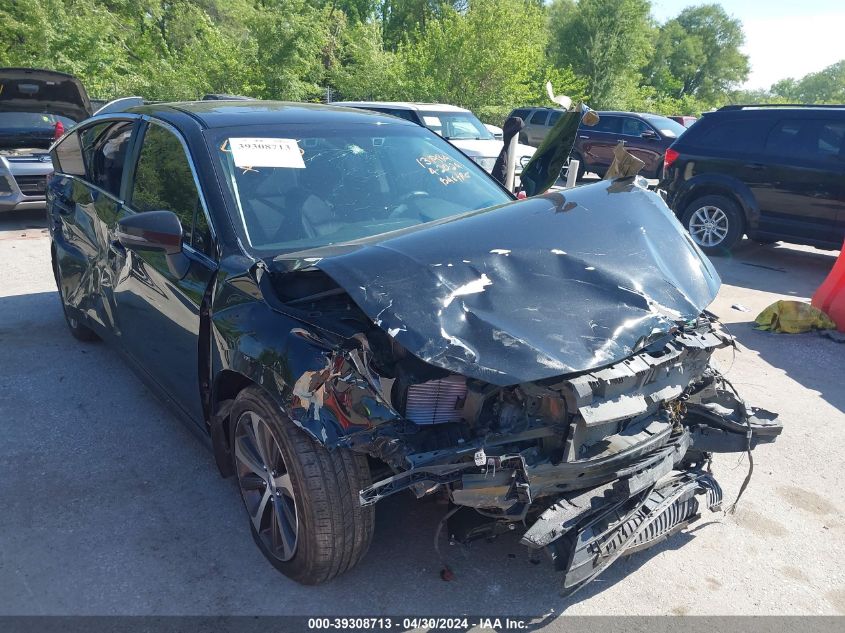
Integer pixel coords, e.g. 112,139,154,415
62,307,99,342
230,387,374,584
52,259,99,342
681,194,744,254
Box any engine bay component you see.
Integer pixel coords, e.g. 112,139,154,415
405,375,467,425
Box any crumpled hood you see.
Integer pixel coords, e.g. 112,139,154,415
0,68,91,122
314,178,720,385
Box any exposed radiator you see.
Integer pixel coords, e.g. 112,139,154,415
405,375,467,425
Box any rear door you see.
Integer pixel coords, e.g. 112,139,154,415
49,118,137,335
759,117,845,243
109,119,217,424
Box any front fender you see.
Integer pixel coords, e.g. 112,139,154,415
211,295,401,449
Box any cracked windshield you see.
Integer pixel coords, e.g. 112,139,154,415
209,123,510,254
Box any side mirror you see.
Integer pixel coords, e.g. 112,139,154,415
117,210,183,254
641,129,658,139
116,210,189,278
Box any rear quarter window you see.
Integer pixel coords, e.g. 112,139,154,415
688,117,771,152
52,132,85,176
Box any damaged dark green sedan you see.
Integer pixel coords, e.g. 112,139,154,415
48,100,781,593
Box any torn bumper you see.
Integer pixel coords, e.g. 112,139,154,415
535,471,723,596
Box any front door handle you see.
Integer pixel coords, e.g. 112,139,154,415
745,162,765,170
579,135,590,139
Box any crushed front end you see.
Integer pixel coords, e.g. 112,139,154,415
282,309,779,595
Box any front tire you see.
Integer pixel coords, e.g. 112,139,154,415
230,387,374,584
681,194,744,254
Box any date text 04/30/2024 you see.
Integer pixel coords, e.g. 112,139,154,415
307,617,530,630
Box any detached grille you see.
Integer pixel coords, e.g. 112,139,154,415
14,175,47,195
405,375,467,425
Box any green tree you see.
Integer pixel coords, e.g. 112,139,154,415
646,4,749,103
548,0,653,109
396,0,585,123
771,60,845,103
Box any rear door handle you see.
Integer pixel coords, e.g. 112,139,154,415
745,162,766,170
579,135,590,139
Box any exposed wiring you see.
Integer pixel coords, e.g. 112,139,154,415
434,505,462,580
719,374,754,514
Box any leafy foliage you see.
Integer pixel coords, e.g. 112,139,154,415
0,0,839,124
548,0,654,110
646,4,749,103
771,61,845,104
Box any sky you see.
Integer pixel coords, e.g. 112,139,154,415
651,0,845,89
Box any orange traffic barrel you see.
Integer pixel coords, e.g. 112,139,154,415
812,239,845,331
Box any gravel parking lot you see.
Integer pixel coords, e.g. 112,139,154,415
1,207,843,617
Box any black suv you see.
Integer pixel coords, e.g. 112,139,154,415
661,104,845,253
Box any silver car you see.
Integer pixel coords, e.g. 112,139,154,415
0,68,91,212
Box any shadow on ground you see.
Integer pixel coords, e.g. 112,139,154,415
707,240,838,298
727,321,844,414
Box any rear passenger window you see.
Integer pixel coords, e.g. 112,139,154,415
129,123,213,256
695,119,770,151
82,122,134,197
511,109,530,120
52,132,85,176
529,111,549,125
765,120,807,156
592,116,621,134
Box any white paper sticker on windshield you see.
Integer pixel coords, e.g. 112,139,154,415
229,138,305,169
422,115,442,127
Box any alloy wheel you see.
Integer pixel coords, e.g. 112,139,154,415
688,205,729,247
234,411,299,562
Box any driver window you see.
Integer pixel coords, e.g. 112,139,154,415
622,118,649,136
129,123,212,256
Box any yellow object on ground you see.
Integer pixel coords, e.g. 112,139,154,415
754,300,836,333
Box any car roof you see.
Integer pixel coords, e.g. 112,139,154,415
126,100,418,129
596,111,669,118
333,101,470,113
706,105,845,116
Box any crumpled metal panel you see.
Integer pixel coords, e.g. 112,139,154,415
315,179,721,386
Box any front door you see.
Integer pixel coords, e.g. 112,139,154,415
619,117,663,177
110,120,217,424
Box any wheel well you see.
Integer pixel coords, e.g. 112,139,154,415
213,370,254,414
210,370,256,477
678,185,745,220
